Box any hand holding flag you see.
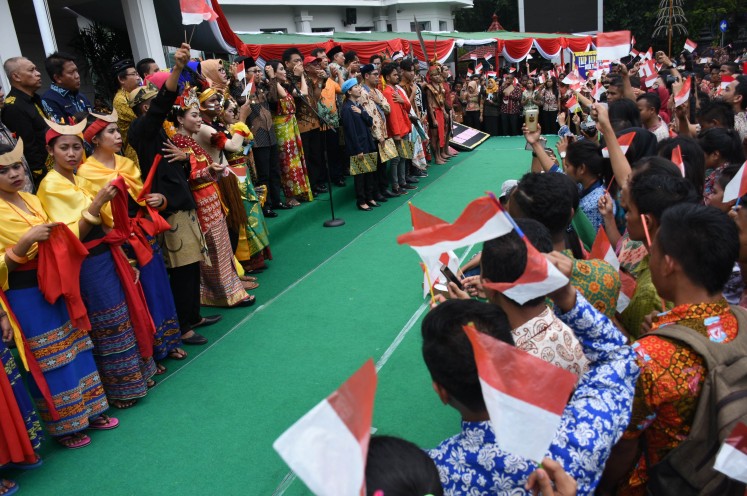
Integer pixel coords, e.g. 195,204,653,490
722,161,747,203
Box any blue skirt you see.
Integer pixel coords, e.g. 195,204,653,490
139,238,181,360
0,340,43,452
6,285,108,436
80,250,153,401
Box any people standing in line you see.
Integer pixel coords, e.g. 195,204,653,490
358,63,392,203
340,78,378,212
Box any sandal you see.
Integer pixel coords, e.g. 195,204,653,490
239,275,257,282
88,414,119,431
0,479,18,496
287,198,301,207
110,398,138,409
236,294,256,307
242,281,259,290
168,348,188,360
155,363,167,375
57,433,91,449
4,455,42,470
147,379,156,389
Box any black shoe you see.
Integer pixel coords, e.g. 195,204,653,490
395,188,407,195
367,201,381,208
405,176,420,184
333,178,346,187
382,189,398,198
413,169,428,177
374,194,387,202
402,183,417,190
316,184,329,193
357,203,373,211
181,332,208,345
275,202,293,210
262,208,278,218
236,296,257,307
193,315,222,328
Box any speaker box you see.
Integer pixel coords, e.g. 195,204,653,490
346,8,357,25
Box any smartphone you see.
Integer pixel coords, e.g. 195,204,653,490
525,108,539,132
441,265,464,290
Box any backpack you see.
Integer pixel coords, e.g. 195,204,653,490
645,305,747,496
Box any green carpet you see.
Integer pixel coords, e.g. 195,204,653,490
10,136,539,495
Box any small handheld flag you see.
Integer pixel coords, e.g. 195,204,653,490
565,95,581,113
671,145,686,177
713,422,747,484
684,38,697,53
674,77,691,108
463,323,577,462
590,227,620,272
602,131,635,158
722,161,747,203
180,0,218,25
596,31,631,61
274,360,377,496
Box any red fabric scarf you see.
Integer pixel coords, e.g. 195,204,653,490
130,154,171,265
84,176,155,359
36,224,91,332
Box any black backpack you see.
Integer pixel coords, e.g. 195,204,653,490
645,305,747,496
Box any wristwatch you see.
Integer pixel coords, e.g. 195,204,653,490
560,151,567,158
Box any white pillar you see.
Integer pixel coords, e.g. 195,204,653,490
121,0,167,68
597,0,603,32
294,9,313,34
518,0,526,32
0,0,22,91
32,0,57,55
373,8,388,32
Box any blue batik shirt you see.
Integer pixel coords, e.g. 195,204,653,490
579,180,611,232
428,292,639,496
42,84,93,122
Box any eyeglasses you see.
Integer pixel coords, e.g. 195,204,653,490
125,72,139,78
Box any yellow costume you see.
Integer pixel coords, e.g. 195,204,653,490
77,154,144,201
112,88,141,170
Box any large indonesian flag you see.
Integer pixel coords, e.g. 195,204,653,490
714,422,747,484
180,0,218,25
722,161,747,203
397,196,514,263
597,31,631,61
463,324,577,462
273,360,377,496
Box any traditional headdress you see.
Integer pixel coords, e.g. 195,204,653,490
128,81,159,108
0,138,23,166
83,110,118,144
45,117,88,145
175,85,200,111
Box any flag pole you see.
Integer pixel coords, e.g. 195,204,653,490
421,263,437,306
188,25,197,46
640,214,652,247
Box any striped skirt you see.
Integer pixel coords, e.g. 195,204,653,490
200,218,247,307
80,250,154,401
6,283,108,437
0,340,42,463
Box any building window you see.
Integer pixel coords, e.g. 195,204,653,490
355,26,374,31
439,21,447,31
312,27,334,32
387,24,393,32
410,21,431,31
260,28,287,33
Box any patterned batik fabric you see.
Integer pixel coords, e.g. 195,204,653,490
0,340,43,461
80,251,152,401
619,298,738,495
200,217,248,307
429,292,639,496
6,286,108,436
563,250,621,319
512,306,590,378
273,93,313,201
617,231,648,276
619,257,667,339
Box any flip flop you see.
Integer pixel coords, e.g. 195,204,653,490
242,281,259,290
88,415,120,431
0,480,18,496
168,349,188,360
3,456,42,470
239,275,257,282
57,433,91,449
155,363,167,375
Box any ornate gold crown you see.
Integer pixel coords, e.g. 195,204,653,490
176,86,200,111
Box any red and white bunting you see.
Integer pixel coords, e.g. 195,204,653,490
463,324,577,462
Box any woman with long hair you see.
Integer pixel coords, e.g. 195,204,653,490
539,77,559,134
166,87,255,307
0,140,115,449
265,59,313,206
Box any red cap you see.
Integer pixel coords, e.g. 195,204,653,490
303,56,321,65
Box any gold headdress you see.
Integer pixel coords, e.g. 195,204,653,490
0,139,24,166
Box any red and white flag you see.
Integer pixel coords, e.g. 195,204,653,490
639,60,656,77
485,53,494,61
631,35,637,47
565,95,581,113
597,31,631,61
684,38,697,53
475,63,483,75
467,68,474,77
618,270,635,312
470,53,478,61
642,74,658,88
529,68,537,76
602,131,635,158
721,74,735,91
671,145,686,177
407,203,461,298
674,76,691,107
722,161,747,202
397,196,514,264
463,324,577,462
235,61,246,81
274,360,377,496
714,422,747,484
644,47,654,60
537,74,546,84
487,71,497,78
509,67,517,74
179,0,218,25
481,234,569,304
630,48,640,58
593,81,606,101
590,227,620,272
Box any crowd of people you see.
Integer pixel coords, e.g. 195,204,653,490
0,33,746,495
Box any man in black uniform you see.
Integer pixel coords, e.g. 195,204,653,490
1,57,49,187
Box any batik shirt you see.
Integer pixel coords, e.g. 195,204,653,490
512,306,589,378
429,292,639,496
578,180,606,232
620,298,738,495
735,111,747,142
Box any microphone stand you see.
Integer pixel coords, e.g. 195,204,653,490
289,74,345,228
